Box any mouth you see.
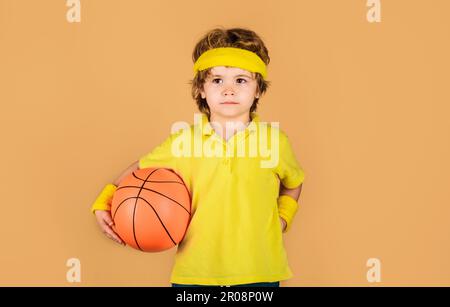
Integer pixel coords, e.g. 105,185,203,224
221,101,239,105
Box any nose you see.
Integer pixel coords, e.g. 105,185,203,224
222,85,235,96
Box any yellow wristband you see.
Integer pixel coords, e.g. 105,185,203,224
90,183,117,214
277,195,299,233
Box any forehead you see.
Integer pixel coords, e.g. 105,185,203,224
209,66,253,77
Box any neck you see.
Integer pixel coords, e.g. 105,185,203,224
209,113,252,141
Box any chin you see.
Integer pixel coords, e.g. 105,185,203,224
215,109,242,118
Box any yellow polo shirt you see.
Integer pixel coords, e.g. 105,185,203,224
138,112,305,286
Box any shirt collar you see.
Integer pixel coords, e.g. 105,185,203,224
200,112,260,136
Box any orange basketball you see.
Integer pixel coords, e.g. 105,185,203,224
111,168,191,252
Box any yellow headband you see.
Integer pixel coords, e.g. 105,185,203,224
193,47,267,79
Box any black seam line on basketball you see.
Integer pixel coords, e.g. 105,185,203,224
112,194,189,221
167,168,193,213
111,196,144,250
116,185,190,215
132,172,184,185
132,168,169,183
132,198,143,251
138,197,177,246
132,168,161,251
112,196,140,220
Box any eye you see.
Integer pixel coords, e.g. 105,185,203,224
211,78,222,84
236,78,247,84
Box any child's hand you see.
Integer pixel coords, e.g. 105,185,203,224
95,210,125,245
279,217,287,232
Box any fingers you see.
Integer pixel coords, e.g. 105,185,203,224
99,219,125,246
103,213,115,228
279,217,287,232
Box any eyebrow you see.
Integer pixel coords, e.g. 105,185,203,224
210,74,253,78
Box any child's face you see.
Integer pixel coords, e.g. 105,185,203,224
200,66,260,120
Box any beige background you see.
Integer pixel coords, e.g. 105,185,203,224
0,0,449,286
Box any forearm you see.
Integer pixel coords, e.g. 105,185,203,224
91,160,140,213
113,160,140,186
279,183,302,200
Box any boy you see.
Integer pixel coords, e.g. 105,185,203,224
91,28,305,287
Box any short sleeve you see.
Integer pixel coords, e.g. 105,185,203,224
138,133,178,171
275,131,306,189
